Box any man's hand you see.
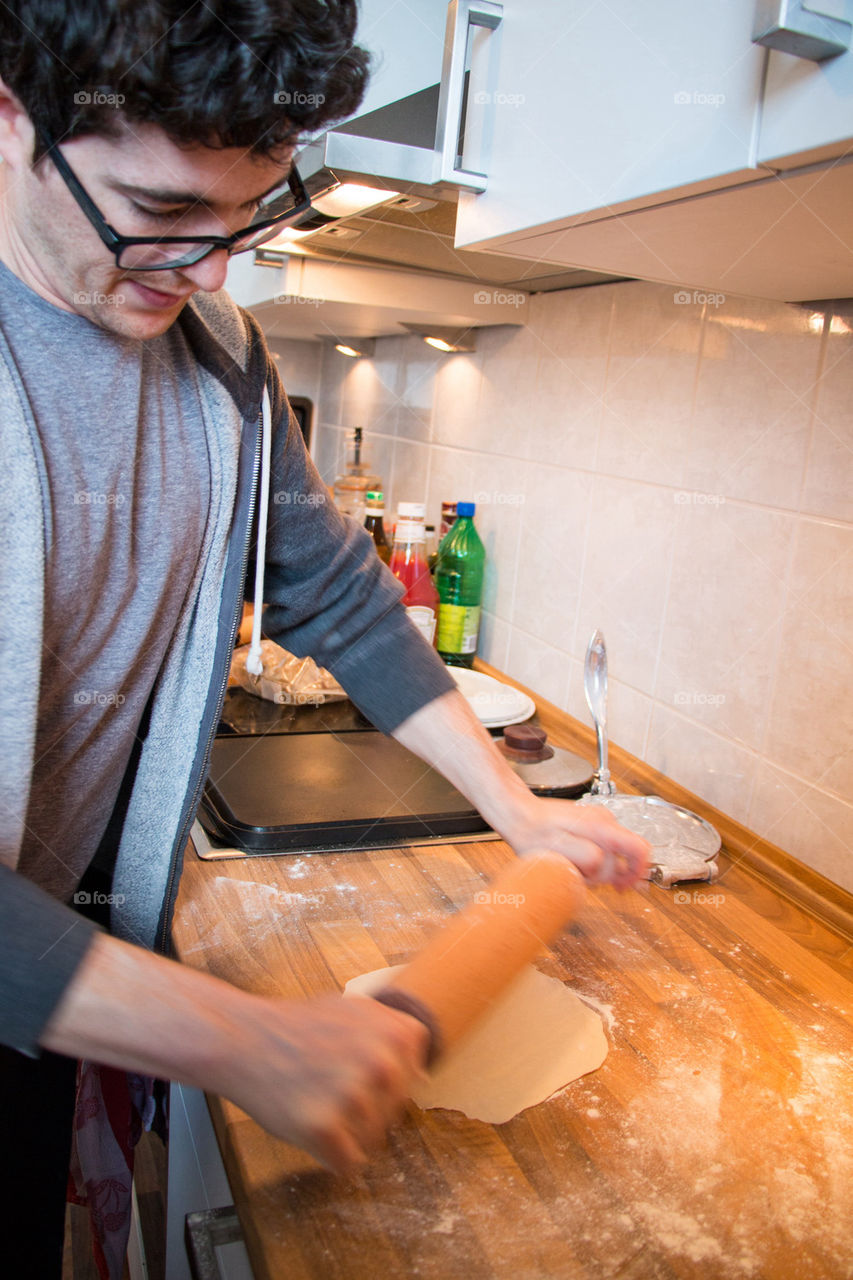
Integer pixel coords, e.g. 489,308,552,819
42,932,427,1174
497,793,648,889
214,992,428,1172
393,687,650,888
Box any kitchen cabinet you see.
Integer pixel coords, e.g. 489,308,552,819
455,0,768,244
345,0,447,119
453,0,853,301
759,39,853,166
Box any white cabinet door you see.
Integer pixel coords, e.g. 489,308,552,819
351,0,448,119
758,40,853,167
455,0,767,250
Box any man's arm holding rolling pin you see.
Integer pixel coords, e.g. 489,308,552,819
39,697,646,1177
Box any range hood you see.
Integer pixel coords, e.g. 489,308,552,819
298,84,450,195
298,0,503,196
226,248,532,344
225,1,629,339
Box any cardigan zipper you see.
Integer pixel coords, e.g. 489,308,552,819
156,404,264,953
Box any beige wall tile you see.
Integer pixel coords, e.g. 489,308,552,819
314,342,345,428
432,351,483,447
468,324,541,457
338,341,403,436
425,447,477,532
312,425,342,492
575,474,676,691
393,335,439,441
388,438,430,515
467,454,525,620
268,337,322,406
801,328,853,522
764,519,853,800
505,628,571,711
478,611,510,671
597,280,704,488
748,761,853,894
657,501,794,750
689,295,820,509
526,285,613,470
511,462,592,649
358,431,396,508
646,705,757,827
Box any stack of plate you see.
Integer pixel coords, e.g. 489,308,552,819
449,667,535,728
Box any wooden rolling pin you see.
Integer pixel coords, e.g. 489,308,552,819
374,852,584,1065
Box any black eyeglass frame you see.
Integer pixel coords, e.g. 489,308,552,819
38,129,313,271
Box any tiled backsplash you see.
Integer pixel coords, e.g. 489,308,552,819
275,280,853,893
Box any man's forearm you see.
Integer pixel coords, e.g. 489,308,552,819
41,931,252,1086
40,931,427,1172
392,688,649,886
391,686,538,838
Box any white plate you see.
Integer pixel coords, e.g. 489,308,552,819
449,667,536,727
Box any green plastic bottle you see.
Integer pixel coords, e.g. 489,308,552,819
435,501,485,667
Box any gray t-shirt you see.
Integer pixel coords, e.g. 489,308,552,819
0,262,210,903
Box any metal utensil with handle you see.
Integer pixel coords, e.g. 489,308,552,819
584,630,616,796
579,630,722,885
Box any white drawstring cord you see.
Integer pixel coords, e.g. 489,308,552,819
245,386,272,677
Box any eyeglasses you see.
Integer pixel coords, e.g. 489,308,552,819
38,129,315,271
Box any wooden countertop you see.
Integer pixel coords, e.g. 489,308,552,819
173,851,853,1280
172,692,853,1280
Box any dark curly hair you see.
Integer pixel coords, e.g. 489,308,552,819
0,0,369,161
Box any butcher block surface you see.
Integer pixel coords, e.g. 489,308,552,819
172,828,853,1280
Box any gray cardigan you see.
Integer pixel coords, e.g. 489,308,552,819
0,288,454,1052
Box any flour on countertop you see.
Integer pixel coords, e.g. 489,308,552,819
576,992,615,1032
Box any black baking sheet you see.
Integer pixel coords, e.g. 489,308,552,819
198,730,492,853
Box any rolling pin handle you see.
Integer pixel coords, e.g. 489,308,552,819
373,988,444,1068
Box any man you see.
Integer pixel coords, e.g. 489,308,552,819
0,1,648,1273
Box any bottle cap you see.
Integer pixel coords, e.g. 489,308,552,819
365,490,384,504
457,501,476,517
397,501,425,519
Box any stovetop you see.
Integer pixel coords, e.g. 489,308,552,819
198,689,499,857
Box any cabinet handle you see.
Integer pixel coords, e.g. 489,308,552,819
752,0,851,60
434,0,503,191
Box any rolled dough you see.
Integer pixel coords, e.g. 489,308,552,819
344,964,608,1125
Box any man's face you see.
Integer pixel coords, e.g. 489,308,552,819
0,114,293,339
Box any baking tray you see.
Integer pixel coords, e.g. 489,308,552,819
197,730,494,855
